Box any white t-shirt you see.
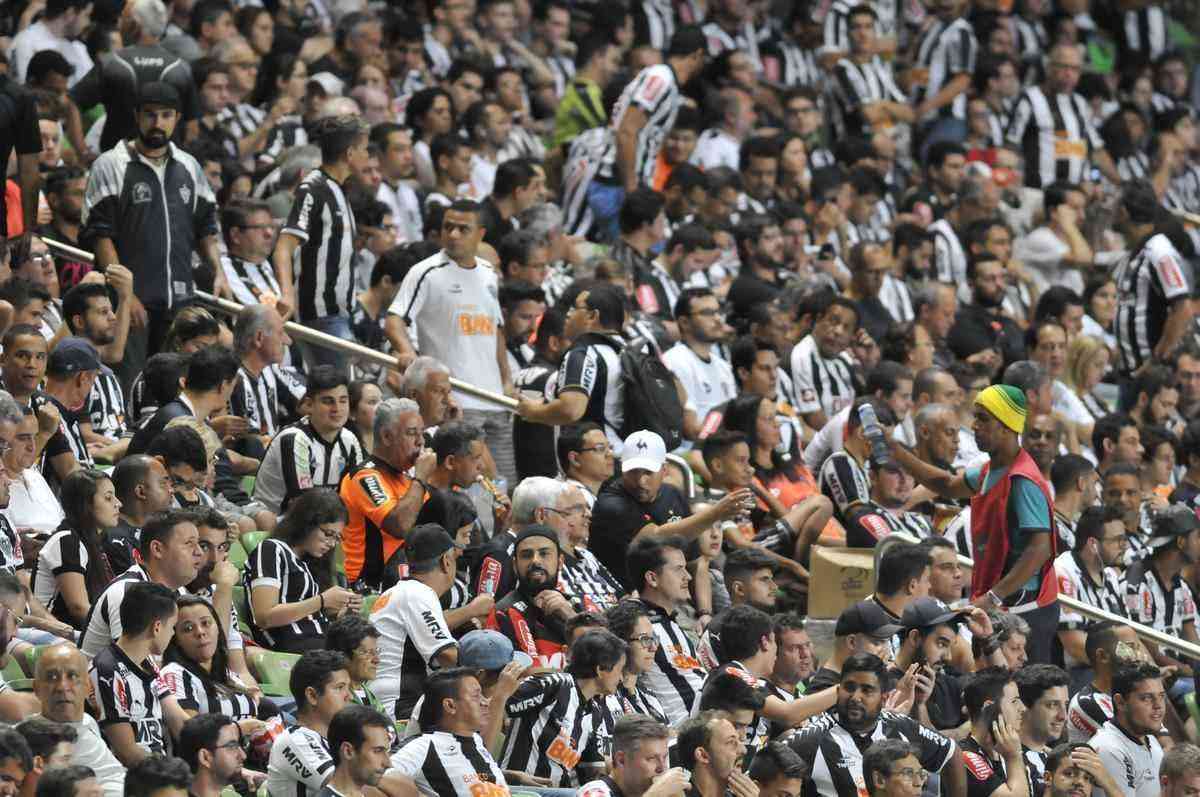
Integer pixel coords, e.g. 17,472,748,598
1091,720,1162,797
389,251,505,412
46,713,125,797
8,21,93,86
367,579,456,716
802,405,851,473
691,128,740,171
662,343,737,426
4,468,63,533
1015,226,1084,295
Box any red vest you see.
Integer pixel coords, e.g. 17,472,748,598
969,448,1058,606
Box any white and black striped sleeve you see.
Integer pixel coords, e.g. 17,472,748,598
159,663,203,712
947,23,976,76
248,539,287,591
44,531,87,577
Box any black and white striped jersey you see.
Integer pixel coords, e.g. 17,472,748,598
760,35,823,90
159,662,257,719
1006,87,1103,188
267,724,334,797
1113,233,1193,375
90,642,171,757
555,332,626,454
828,57,906,139
259,118,308,168
632,0,675,50
282,168,358,320
0,515,22,575
558,547,624,614
1124,557,1196,659
500,672,605,787
244,538,327,648
702,21,762,73
1054,549,1125,668
80,563,152,658
609,64,682,188
1116,5,1170,61
223,254,284,306
230,363,306,438
878,273,914,324
85,367,126,438
929,218,968,296
32,529,99,627
640,599,708,726
1012,16,1047,84
253,417,363,514
389,731,508,797
784,710,957,797
789,335,857,421
910,16,977,122
217,102,266,141
1117,151,1152,182
595,681,669,758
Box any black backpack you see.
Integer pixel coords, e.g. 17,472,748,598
608,338,685,451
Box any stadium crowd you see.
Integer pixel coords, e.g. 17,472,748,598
2,0,1200,796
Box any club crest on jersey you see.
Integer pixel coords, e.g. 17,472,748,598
133,183,152,204
963,751,994,779
179,184,191,204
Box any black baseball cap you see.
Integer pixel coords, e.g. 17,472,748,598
405,523,464,562
138,81,181,111
901,597,966,630
836,600,903,639
1148,505,1200,550
47,337,101,377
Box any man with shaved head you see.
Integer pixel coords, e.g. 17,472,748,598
31,644,125,797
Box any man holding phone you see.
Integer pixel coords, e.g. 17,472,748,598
959,667,1030,797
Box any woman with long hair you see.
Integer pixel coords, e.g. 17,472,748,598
244,488,359,653
162,596,261,726
1081,275,1118,350
720,393,843,549
30,469,121,629
236,6,274,57
1064,334,1112,424
249,51,309,166
347,380,383,453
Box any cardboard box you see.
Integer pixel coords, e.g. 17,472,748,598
808,546,876,619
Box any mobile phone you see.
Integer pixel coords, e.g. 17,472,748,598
980,701,1002,731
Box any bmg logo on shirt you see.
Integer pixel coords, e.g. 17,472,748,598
456,312,496,336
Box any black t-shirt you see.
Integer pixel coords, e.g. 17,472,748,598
127,399,192,457
855,296,894,343
728,271,782,326
104,519,141,574
805,666,841,694
887,664,965,731
0,75,42,237
947,304,1026,371
590,480,691,589
1170,481,1200,509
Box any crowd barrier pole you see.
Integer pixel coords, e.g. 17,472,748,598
886,531,1200,660
39,237,518,411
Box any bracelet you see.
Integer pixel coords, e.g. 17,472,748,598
987,590,1003,607
319,593,325,612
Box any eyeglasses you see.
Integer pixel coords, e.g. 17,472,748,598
691,309,724,318
212,736,249,752
578,444,611,455
236,224,276,231
890,768,929,785
547,505,590,519
318,526,343,542
631,634,659,649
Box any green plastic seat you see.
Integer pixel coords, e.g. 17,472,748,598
1186,692,1200,735
227,540,248,571
241,531,268,553
2,655,24,684
20,646,42,678
249,650,300,697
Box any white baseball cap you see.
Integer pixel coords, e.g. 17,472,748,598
622,430,667,473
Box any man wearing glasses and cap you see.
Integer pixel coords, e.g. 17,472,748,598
891,384,1060,665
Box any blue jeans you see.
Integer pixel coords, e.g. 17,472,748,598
586,182,624,244
300,314,354,373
